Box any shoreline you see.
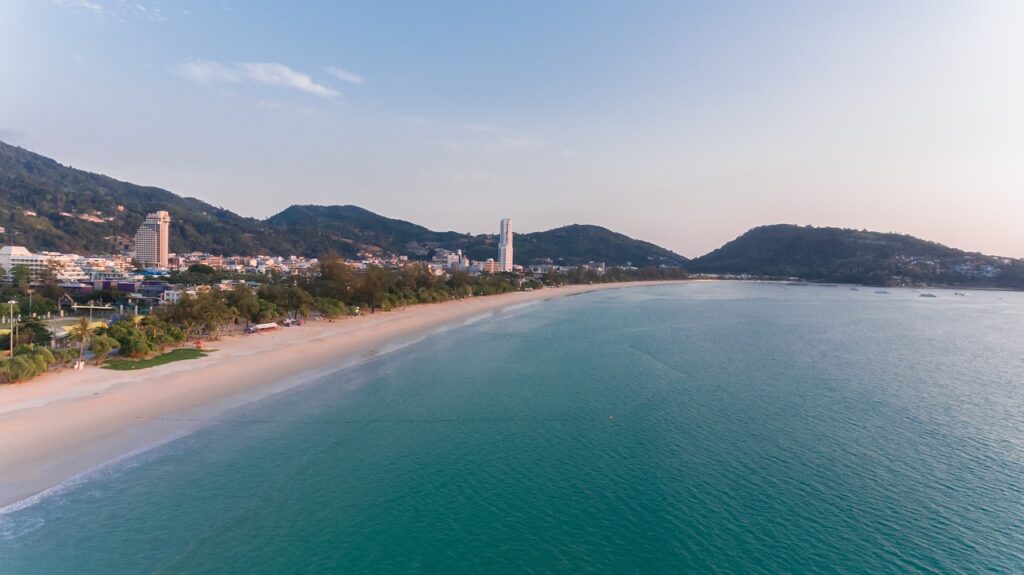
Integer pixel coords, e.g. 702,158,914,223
0,281,688,510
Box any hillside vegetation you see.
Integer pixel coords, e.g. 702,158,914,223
689,224,1024,288
0,141,687,266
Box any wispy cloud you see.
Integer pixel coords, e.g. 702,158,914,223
55,0,171,22
175,61,339,98
123,1,167,22
324,66,365,86
55,0,103,12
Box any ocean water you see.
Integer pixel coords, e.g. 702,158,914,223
2,282,1023,574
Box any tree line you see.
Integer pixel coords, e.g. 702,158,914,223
0,258,688,383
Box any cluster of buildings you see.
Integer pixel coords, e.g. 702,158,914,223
0,210,176,285
415,218,517,276
1,213,528,294
162,215,519,278
171,252,321,276
0,246,135,283
891,254,1011,281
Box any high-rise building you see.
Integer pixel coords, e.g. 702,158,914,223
134,211,171,268
498,218,513,272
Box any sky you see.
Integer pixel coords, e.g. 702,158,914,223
1,1,1022,258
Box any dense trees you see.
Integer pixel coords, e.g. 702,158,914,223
88,335,120,365
0,345,76,382
0,257,689,384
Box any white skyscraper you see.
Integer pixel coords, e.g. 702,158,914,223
134,210,171,268
498,218,513,272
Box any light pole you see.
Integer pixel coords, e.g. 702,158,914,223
7,300,15,358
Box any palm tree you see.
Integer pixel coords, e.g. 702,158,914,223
68,316,92,367
180,319,197,343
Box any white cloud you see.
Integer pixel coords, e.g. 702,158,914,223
324,66,365,86
176,61,241,83
174,60,339,98
55,0,103,12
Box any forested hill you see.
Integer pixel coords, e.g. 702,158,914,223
0,140,279,255
689,224,1024,288
266,206,689,266
0,140,688,266
7,139,1020,285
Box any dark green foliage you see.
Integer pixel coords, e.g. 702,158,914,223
187,264,216,275
0,345,59,382
105,320,160,358
88,334,120,365
0,317,53,350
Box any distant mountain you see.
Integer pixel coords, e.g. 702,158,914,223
267,206,688,266
689,224,1024,288
0,140,687,266
512,224,688,267
0,140,280,255
7,140,1020,286
266,204,466,258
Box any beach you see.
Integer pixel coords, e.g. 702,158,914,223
0,282,685,509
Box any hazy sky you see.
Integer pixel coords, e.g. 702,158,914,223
2,1,1022,258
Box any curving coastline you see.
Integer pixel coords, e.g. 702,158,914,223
0,281,689,509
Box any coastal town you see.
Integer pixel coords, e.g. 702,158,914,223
0,206,1019,387
0,210,683,383
0,212,615,313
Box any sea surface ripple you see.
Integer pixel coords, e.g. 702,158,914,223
1,282,1022,573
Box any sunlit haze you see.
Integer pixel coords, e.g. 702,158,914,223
2,1,1022,257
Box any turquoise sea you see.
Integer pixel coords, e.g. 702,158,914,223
1,282,1023,573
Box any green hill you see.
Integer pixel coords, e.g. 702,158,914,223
265,204,466,258
0,140,687,266
266,206,688,266
510,224,687,267
689,224,1024,288
0,140,281,255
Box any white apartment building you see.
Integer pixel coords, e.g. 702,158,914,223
0,245,48,279
498,218,513,272
0,246,90,282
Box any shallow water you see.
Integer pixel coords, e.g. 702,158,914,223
2,282,1022,573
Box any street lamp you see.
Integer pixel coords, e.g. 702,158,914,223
7,300,15,358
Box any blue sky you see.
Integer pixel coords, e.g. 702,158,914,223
2,1,1023,257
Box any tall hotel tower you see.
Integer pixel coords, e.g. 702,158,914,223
498,218,513,272
134,210,171,268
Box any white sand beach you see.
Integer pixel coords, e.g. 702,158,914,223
0,281,686,509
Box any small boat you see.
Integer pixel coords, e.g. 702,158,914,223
954,292,969,297
874,290,890,294
919,293,937,298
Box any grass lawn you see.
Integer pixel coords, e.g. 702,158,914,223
102,348,215,371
